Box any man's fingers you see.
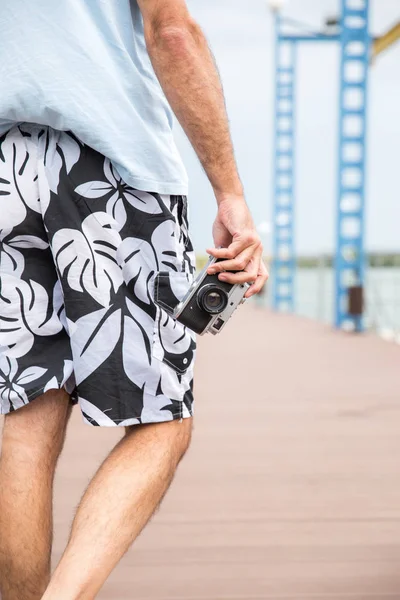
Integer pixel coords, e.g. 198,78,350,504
206,247,231,259
216,246,263,285
207,231,260,264
207,246,255,274
218,270,258,285
245,261,269,297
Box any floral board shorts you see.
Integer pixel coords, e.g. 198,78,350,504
0,124,196,426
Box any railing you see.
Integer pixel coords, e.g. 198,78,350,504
196,255,400,339
293,265,400,339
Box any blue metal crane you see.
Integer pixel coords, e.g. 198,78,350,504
271,0,400,331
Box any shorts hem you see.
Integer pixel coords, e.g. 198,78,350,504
81,409,193,427
1,385,194,427
25,384,76,402
0,383,74,416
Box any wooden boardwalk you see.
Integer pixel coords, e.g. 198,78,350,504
5,305,400,598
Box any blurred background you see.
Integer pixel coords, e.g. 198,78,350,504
176,0,400,338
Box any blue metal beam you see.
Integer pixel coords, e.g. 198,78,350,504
272,14,296,313
281,34,340,42
335,0,370,331
271,1,370,330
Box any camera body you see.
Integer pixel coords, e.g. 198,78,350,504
174,256,249,335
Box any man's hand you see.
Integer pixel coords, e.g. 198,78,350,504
206,196,269,298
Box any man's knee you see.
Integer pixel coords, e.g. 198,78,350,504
173,417,193,461
124,416,193,465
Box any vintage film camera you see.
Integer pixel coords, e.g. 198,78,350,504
174,256,250,335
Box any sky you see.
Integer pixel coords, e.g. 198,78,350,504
174,0,400,255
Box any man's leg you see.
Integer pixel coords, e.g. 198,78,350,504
0,390,72,600
42,417,192,600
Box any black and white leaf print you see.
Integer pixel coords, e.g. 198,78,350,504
106,190,128,228
117,237,157,305
16,365,47,385
0,128,40,228
0,125,195,425
0,231,48,277
141,389,176,423
0,356,47,412
52,213,123,307
68,307,122,385
53,279,68,331
75,181,113,199
75,160,163,232
158,312,193,356
151,219,181,272
103,160,163,216
124,188,163,215
41,129,81,196
34,360,75,397
7,235,49,250
156,358,195,408
79,397,141,427
43,376,58,393
122,314,154,389
75,178,129,232
125,298,154,362
0,275,63,359
0,229,25,276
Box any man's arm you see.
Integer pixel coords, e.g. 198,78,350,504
137,0,268,295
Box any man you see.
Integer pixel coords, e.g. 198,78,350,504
0,0,268,598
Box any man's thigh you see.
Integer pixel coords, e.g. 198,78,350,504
1,390,72,460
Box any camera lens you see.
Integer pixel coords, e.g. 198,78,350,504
206,292,223,310
197,284,229,315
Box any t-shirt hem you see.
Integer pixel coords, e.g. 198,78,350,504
0,124,189,196
117,166,189,196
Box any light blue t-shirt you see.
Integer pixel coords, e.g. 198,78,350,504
0,0,188,195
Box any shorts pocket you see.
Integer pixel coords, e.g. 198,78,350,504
153,272,196,374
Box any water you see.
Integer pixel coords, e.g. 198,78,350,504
262,267,400,337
